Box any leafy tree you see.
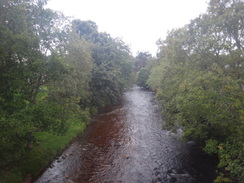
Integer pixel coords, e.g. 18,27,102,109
135,51,156,88
134,51,152,72
0,0,70,166
0,0,133,174
73,20,133,108
147,0,244,181
137,68,150,88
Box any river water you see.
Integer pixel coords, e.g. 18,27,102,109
35,86,216,183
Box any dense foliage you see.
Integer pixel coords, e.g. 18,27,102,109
146,0,243,182
134,51,157,88
1,0,243,182
0,0,133,173
73,20,133,108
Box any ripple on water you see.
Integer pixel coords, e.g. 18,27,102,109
35,86,216,183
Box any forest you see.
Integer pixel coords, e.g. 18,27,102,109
0,0,133,181
0,0,243,182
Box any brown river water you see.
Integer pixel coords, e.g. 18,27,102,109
35,86,216,183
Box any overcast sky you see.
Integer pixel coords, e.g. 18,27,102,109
47,0,209,56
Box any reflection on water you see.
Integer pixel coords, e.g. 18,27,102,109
35,86,216,183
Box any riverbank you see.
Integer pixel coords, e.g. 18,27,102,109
35,86,217,183
0,122,86,183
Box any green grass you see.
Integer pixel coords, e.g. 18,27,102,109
0,122,86,183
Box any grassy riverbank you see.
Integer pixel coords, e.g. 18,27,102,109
0,122,86,183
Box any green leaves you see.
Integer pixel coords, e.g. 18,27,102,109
146,0,244,181
137,68,150,88
73,20,133,108
0,0,133,174
217,140,244,181
0,0,81,168
0,113,28,166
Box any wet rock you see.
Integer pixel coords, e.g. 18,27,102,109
49,164,55,168
166,168,190,181
112,141,122,147
122,156,129,159
81,143,94,151
62,154,68,159
186,141,197,147
167,168,186,175
165,168,200,183
87,143,94,147
169,132,177,137
176,128,183,136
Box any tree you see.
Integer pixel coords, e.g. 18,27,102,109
73,20,133,108
147,0,244,181
0,0,70,166
134,51,152,72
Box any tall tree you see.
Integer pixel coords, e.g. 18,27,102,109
0,0,70,165
147,0,244,181
73,20,133,108
134,51,152,72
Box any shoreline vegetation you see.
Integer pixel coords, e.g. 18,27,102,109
0,122,87,183
136,1,244,182
0,0,243,182
0,0,133,183
0,0,133,182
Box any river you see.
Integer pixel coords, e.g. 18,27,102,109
35,86,216,183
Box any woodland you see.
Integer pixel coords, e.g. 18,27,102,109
0,0,243,182
137,0,244,182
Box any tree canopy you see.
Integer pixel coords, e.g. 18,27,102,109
0,0,133,171
1,0,243,182
144,0,244,182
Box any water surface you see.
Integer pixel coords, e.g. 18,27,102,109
35,86,215,183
